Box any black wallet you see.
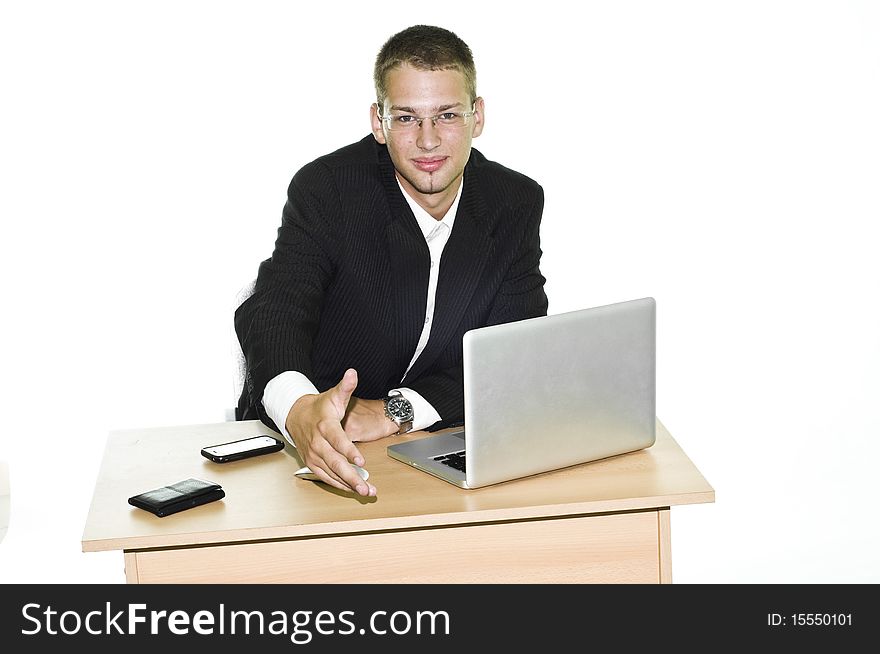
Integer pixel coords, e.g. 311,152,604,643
128,478,225,517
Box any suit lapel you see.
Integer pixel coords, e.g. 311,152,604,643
402,168,493,384
379,148,430,374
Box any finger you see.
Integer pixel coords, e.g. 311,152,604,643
321,417,366,467
316,443,370,495
327,455,371,496
312,461,375,497
336,434,366,468
310,432,370,495
309,464,355,493
330,368,358,414
315,445,376,497
307,439,354,488
309,456,350,488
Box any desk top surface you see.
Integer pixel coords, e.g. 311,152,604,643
82,419,714,552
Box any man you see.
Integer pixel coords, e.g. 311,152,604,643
235,25,547,497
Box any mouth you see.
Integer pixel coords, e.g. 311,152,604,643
412,157,448,173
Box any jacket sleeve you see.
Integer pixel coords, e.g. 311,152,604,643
407,186,548,426
234,162,340,423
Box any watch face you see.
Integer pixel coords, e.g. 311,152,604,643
387,396,414,421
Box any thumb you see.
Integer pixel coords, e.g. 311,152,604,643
329,368,358,413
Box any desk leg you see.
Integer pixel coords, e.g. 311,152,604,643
124,551,140,584
658,508,672,584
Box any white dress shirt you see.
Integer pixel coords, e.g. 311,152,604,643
263,178,462,445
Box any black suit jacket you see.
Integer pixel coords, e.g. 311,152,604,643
235,135,548,433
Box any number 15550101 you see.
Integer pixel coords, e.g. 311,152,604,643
768,613,853,627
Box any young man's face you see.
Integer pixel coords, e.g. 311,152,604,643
371,64,484,215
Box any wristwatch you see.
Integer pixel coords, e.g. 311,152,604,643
383,390,414,434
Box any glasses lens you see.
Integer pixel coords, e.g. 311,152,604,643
384,112,471,131
386,115,418,131
436,112,468,128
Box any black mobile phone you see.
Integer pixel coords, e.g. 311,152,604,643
200,434,285,463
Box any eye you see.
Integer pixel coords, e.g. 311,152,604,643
437,112,459,122
395,115,417,124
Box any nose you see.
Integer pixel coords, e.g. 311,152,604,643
416,117,441,150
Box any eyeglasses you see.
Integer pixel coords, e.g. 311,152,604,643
378,104,476,132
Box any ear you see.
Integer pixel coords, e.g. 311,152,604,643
470,97,486,139
370,103,387,144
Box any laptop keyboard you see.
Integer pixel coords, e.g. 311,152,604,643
433,450,466,472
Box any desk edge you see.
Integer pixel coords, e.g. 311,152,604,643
82,488,715,553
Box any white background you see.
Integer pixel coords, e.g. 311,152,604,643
1,0,878,584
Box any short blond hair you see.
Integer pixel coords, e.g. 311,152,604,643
374,25,477,108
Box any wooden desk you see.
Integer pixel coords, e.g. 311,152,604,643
82,419,714,583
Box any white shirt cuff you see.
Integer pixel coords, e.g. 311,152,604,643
263,371,319,446
393,387,442,432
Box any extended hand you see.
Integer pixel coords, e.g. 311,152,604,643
285,369,377,496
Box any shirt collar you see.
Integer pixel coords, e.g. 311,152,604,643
395,176,462,240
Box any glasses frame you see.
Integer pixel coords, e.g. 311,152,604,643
377,103,477,132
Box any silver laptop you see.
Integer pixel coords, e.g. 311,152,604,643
386,297,656,488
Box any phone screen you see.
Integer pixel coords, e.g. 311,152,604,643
205,435,279,457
